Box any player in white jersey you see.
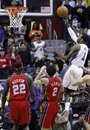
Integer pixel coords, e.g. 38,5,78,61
57,34,89,91
56,17,89,113
70,44,88,67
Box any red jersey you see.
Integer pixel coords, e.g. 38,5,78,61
45,77,62,101
10,74,29,101
0,55,11,69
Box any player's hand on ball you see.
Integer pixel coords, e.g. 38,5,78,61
63,17,70,27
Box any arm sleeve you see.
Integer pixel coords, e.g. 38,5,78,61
67,27,78,43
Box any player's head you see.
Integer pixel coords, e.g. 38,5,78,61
82,33,89,43
46,64,56,77
77,33,89,44
14,61,23,72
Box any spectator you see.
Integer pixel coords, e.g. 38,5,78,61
17,34,29,48
7,37,14,47
86,5,90,29
62,0,75,19
1,26,11,52
74,0,87,28
72,112,86,130
0,25,5,48
32,35,48,67
76,0,87,7
71,15,78,28
6,45,22,75
69,0,76,8
71,17,83,37
0,48,10,79
18,43,32,74
29,21,43,45
62,0,76,8
18,25,27,35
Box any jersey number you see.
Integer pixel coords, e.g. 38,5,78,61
13,84,26,95
81,52,86,61
52,87,58,96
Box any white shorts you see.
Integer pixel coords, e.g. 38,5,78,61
60,64,83,90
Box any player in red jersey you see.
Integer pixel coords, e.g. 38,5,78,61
34,64,64,130
1,61,35,130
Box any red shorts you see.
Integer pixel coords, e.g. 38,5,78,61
10,101,30,125
40,101,59,128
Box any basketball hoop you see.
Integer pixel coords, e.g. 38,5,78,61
5,6,28,28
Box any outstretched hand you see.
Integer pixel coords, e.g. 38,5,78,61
63,16,70,27
40,65,46,74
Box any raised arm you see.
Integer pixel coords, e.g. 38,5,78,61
64,17,78,43
34,66,49,86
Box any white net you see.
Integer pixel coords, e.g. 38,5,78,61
5,7,27,28
9,15,24,28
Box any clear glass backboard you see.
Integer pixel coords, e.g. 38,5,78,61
0,0,53,16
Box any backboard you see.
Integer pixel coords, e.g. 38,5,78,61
0,0,53,16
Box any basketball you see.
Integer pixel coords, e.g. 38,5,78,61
57,6,68,18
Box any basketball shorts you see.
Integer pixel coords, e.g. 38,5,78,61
60,64,83,90
39,101,59,128
10,101,30,125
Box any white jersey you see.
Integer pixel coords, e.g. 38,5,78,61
33,40,46,60
70,44,88,66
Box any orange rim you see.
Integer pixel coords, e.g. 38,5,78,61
5,6,28,16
